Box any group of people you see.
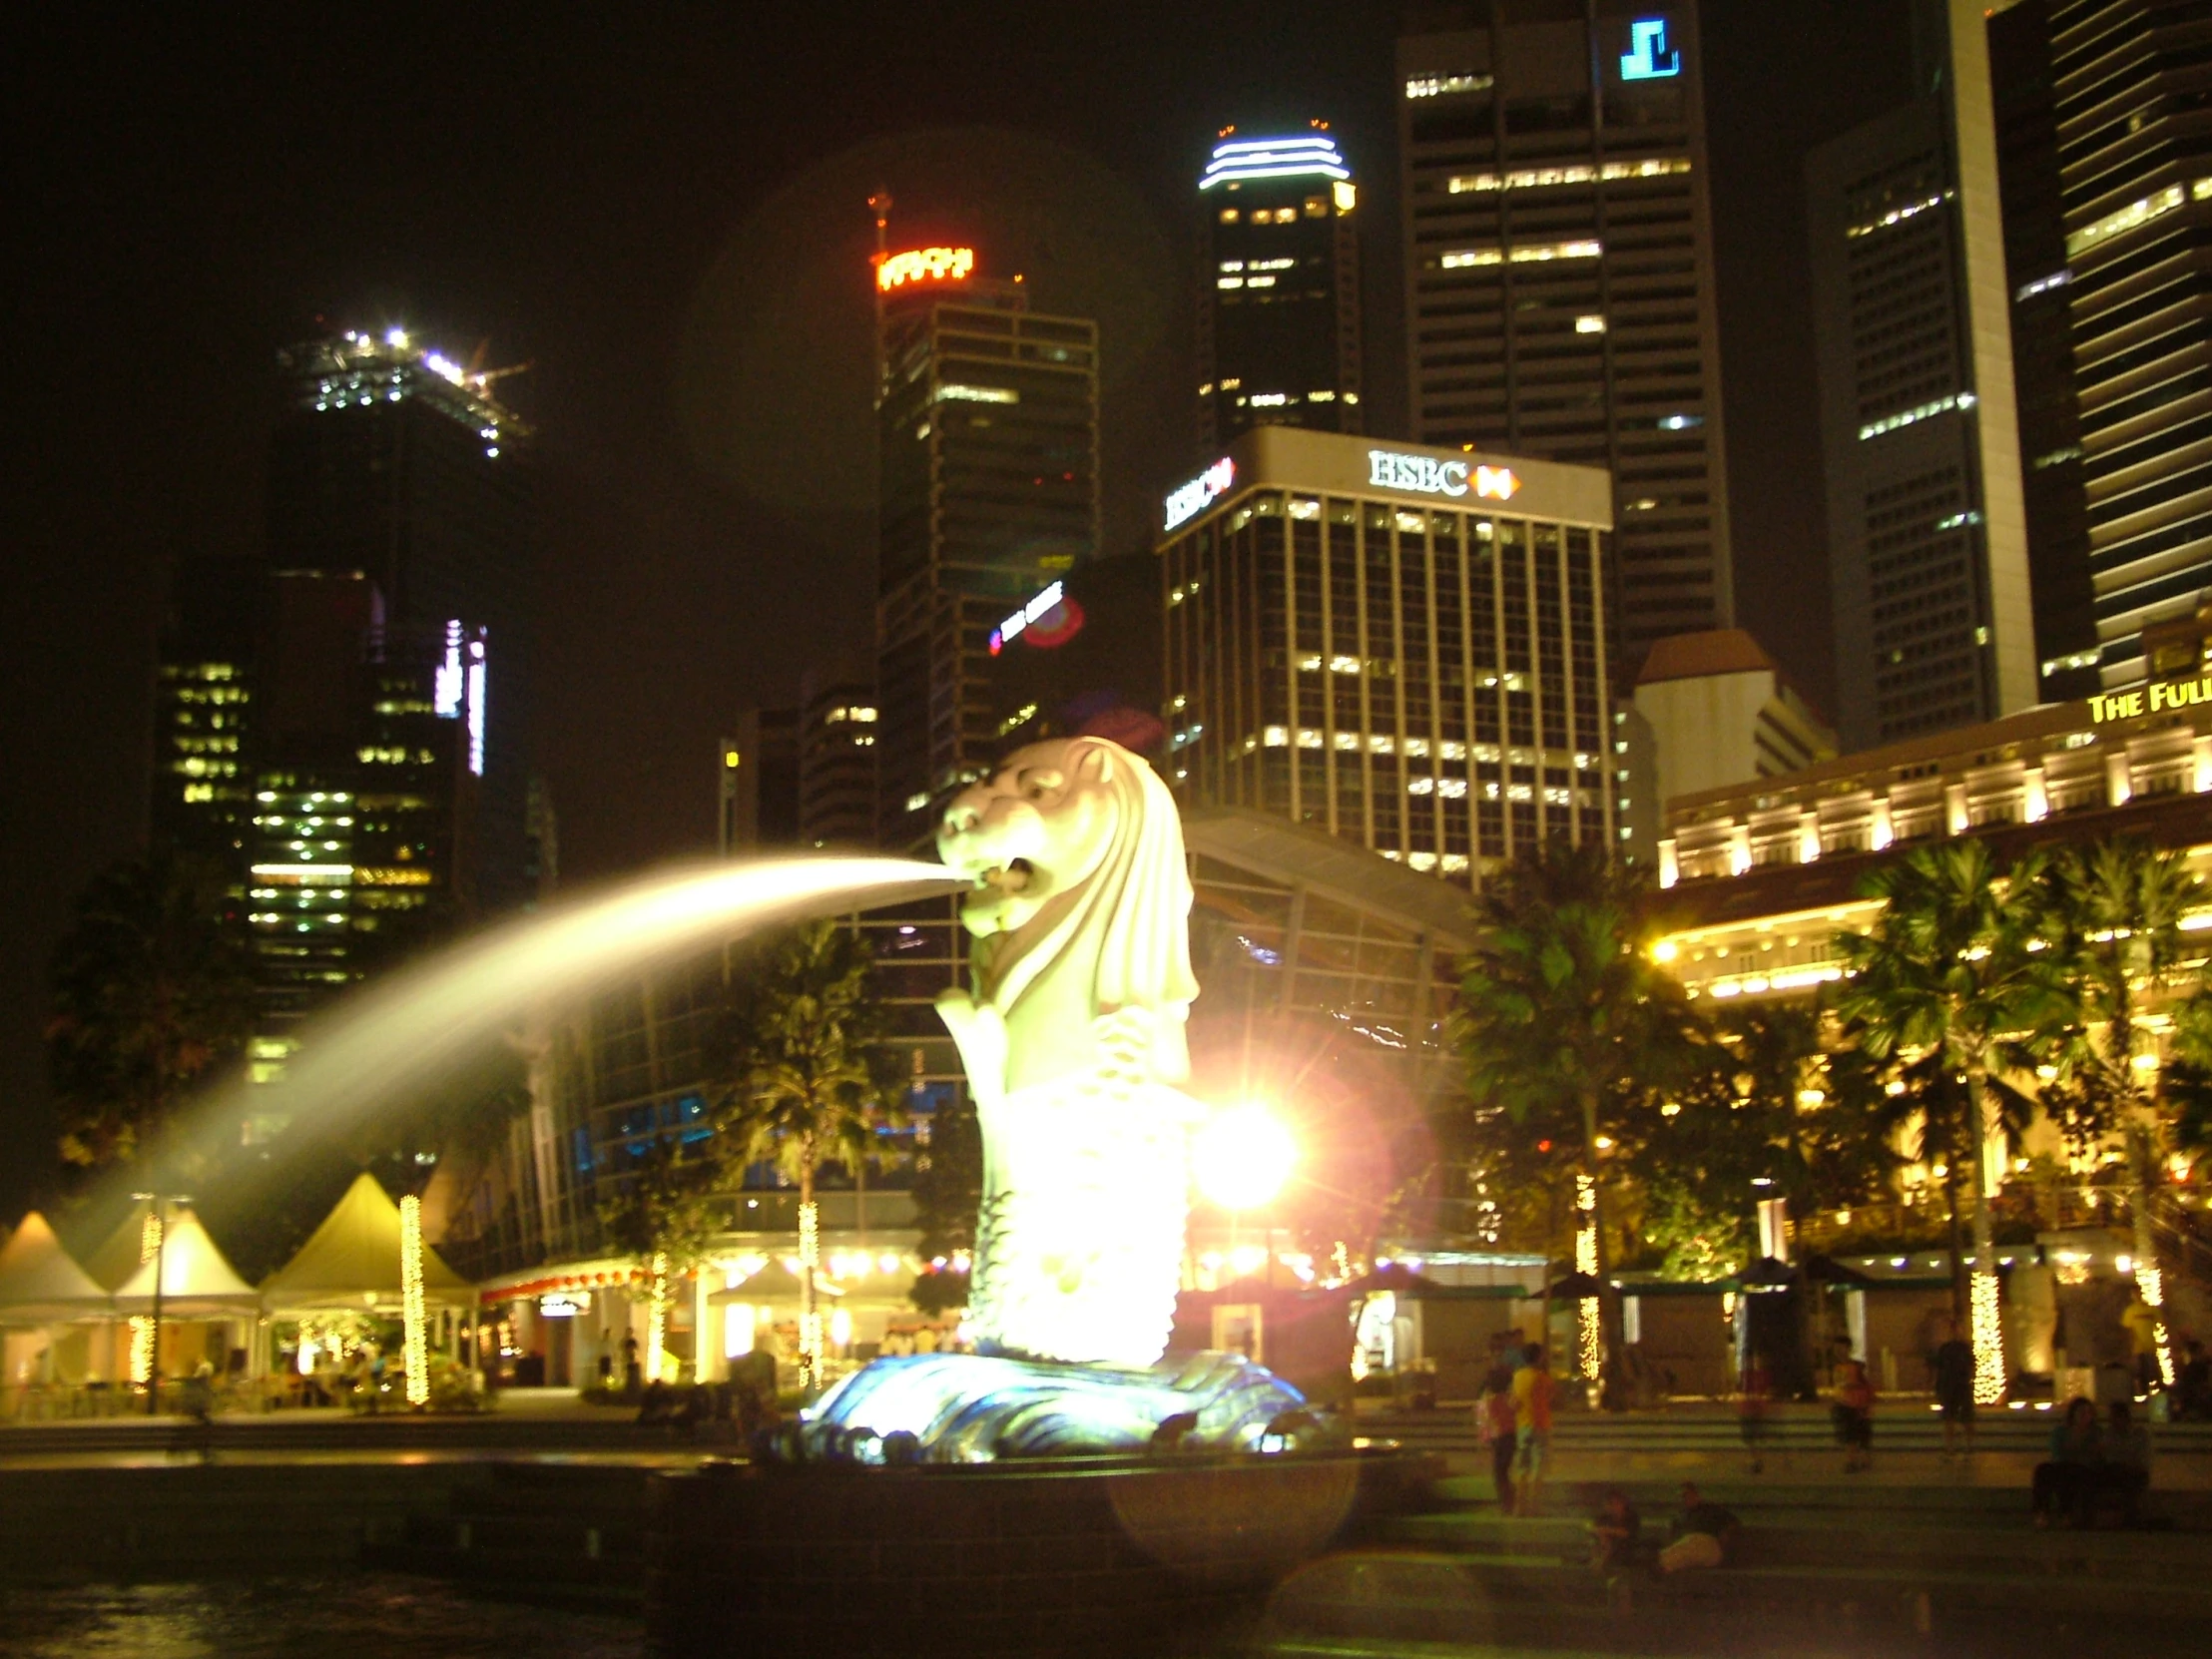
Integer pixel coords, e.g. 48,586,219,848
1588,1483,1743,1577
2030,1396,2155,1527
1474,1342,1555,1515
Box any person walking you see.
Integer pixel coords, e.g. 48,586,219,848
1831,1357,1876,1472
1738,1358,1772,1474
1931,1319,1977,1458
1475,1364,1517,1512
2175,1338,2211,1421
1510,1344,1555,1516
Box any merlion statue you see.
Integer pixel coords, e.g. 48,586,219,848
790,734,1316,1461
932,736,1201,1370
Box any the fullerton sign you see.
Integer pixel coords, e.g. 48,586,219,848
2088,672,2212,724
1366,448,1519,501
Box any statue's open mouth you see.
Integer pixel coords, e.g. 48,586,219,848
975,857,1034,895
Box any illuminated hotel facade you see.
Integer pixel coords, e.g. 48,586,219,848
1195,128,1363,453
873,246,1101,849
1396,2,1732,664
1653,606,2212,1002
1159,426,1624,883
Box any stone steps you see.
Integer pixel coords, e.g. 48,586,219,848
1264,1544,2212,1658
1387,1510,2211,1580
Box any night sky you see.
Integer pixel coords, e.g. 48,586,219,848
2,2,1915,1217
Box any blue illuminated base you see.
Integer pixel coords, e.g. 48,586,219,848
784,1349,1332,1463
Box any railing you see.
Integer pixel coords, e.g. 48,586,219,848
703,1189,920,1236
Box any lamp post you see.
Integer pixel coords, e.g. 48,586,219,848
131,1191,189,1416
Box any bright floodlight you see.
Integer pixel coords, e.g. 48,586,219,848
1194,1103,1297,1211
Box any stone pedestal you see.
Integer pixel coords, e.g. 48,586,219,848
645,1446,1429,1658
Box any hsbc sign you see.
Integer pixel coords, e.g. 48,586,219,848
1163,456,1236,531
1367,448,1518,501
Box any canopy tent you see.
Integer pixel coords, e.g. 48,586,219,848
260,1172,473,1314
0,1212,111,1324
110,1206,260,1317
708,1260,843,1305
83,1205,162,1294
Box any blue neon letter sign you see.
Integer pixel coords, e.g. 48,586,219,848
1620,18,1680,81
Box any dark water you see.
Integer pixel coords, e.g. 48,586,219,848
0,1577,642,1658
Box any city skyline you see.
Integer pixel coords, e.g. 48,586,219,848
3,3,1923,1212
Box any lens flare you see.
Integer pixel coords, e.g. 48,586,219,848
1194,1104,1297,1211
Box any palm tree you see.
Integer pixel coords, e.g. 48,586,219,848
1832,840,2069,1403
46,851,254,1170
598,1137,724,1384
1450,839,1703,1387
710,921,894,1387
2038,838,2205,1385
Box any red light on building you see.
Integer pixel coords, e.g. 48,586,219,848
877,246,976,292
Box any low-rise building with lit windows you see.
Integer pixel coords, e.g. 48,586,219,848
1159,425,1624,884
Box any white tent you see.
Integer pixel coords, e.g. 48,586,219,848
260,1173,473,1314
0,1213,111,1324
110,1206,260,1317
83,1203,162,1294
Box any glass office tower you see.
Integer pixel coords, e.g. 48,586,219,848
1196,127,1364,454
873,250,1100,848
1160,426,1622,884
1396,1,1731,665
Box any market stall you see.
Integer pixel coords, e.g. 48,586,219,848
0,1212,114,1415
259,1172,475,1406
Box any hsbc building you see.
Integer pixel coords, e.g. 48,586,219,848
1157,426,1624,883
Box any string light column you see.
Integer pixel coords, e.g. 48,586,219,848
399,1195,429,1407
646,1252,670,1384
798,1200,824,1385
1574,1174,1601,1382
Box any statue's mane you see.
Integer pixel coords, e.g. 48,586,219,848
985,738,1199,1024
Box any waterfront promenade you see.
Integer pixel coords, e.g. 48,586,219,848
4,1392,2207,1656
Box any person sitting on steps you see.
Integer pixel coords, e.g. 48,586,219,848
2031,1396,2100,1527
2093,1397,2152,1527
1587,1487,1643,1574
1657,1482,1740,1574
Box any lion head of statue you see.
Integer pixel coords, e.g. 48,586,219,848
936,736,1198,1024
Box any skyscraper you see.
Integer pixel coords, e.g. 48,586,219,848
268,327,537,909
151,326,537,1121
1989,0,2102,707
872,243,1100,848
797,665,880,849
1195,126,1363,454
1807,1,2041,750
1159,427,1623,883
2049,1,2212,683
1396,1,1731,665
